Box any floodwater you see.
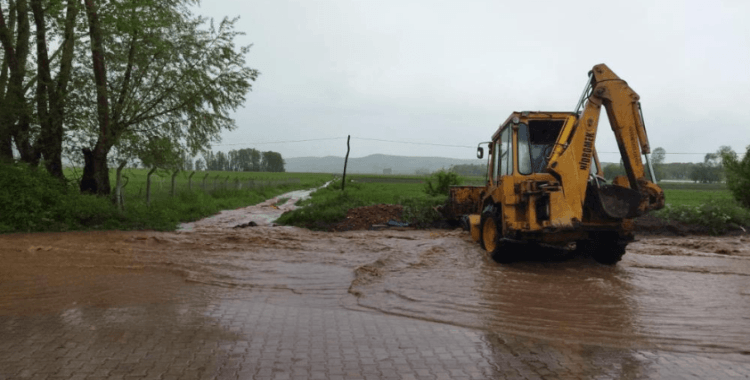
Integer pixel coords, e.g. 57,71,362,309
1,189,749,366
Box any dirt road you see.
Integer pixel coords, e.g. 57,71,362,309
1,192,749,378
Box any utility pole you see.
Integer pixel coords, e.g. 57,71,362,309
342,135,350,190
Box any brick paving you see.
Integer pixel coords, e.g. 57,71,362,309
2,282,749,380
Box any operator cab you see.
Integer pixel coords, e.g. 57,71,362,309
482,112,599,183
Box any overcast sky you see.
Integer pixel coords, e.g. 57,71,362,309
196,0,750,163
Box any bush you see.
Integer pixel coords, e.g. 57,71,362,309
653,199,750,234
0,163,120,232
424,170,462,196
722,145,750,209
399,196,446,227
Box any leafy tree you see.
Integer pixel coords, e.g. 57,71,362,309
194,158,205,171
690,153,722,183
651,147,666,180
261,151,284,172
722,145,750,208
651,147,666,165
75,0,258,195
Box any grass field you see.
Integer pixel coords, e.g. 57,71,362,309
2,164,332,233
279,174,749,234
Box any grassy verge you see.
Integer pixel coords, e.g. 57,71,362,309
279,175,750,235
276,177,446,230
1,163,331,233
651,182,750,234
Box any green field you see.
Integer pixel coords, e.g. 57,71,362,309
279,175,749,234
2,164,331,233
64,167,332,206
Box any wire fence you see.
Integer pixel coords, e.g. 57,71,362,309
108,169,304,208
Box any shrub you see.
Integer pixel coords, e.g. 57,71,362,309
0,163,120,232
424,170,462,196
653,199,750,234
399,196,446,227
722,145,750,209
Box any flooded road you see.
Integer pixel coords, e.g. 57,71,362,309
1,191,749,377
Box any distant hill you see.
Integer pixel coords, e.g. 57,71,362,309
285,154,482,175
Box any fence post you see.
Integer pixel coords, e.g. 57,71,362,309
188,171,196,191
146,167,157,207
171,169,180,197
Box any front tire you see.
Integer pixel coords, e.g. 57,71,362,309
480,209,515,263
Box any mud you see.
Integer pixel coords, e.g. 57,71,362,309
1,189,749,364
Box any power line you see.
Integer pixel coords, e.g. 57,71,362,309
352,136,475,148
213,137,344,146
599,151,745,156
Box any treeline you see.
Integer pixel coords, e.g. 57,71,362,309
604,146,738,183
196,149,285,173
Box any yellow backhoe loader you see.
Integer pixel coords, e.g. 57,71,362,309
446,64,665,264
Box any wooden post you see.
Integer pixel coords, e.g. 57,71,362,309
342,135,350,190
146,167,157,207
188,171,196,191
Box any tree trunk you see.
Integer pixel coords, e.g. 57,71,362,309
0,0,32,163
146,167,156,206
80,146,111,195
30,0,78,179
83,0,113,196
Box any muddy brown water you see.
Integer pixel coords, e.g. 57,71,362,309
1,190,749,363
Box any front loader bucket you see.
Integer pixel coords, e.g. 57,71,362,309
586,184,642,220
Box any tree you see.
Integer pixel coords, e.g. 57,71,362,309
690,152,722,183
28,0,79,178
260,151,284,172
651,147,666,180
0,0,33,162
722,145,750,208
651,147,666,165
194,158,205,171
76,0,258,195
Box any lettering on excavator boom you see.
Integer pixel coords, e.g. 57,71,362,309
579,131,595,171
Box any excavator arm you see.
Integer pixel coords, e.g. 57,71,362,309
548,64,664,219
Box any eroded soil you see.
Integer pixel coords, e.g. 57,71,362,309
1,192,749,364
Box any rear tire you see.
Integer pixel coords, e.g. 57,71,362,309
576,233,628,265
480,209,515,263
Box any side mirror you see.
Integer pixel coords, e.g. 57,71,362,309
476,147,484,159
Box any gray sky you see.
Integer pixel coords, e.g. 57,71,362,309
197,0,750,163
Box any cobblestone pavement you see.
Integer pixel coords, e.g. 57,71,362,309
2,280,749,380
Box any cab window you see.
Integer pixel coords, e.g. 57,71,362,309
517,123,532,175
499,127,512,176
